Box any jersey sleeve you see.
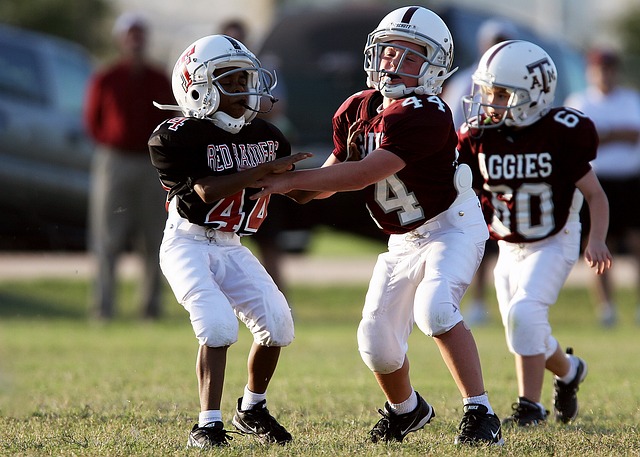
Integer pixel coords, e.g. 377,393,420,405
331,92,365,162
559,109,599,183
148,118,210,200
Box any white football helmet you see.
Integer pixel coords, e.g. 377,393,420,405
462,40,557,129
364,6,456,98
155,34,277,133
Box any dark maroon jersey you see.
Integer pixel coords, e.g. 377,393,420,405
332,89,458,235
457,107,598,243
148,116,291,235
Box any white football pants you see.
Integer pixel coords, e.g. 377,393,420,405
159,203,294,348
358,195,488,374
494,221,581,358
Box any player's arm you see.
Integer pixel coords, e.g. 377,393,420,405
194,152,312,204
250,148,405,201
285,154,340,203
575,169,613,274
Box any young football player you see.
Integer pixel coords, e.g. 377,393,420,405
457,40,612,426
149,34,310,448
251,6,503,446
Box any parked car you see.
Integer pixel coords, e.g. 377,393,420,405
0,24,94,249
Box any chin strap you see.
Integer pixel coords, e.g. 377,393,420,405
413,66,459,96
378,65,460,98
211,112,246,134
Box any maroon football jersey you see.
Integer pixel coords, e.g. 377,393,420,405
149,116,291,235
332,89,458,235
457,107,598,243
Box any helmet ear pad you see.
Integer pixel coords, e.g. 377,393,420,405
188,84,220,119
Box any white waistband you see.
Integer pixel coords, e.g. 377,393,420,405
165,200,241,245
404,190,480,241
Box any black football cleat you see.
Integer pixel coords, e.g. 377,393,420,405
369,391,435,443
232,397,292,444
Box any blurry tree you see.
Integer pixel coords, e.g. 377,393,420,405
614,5,640,88
0,0,113,55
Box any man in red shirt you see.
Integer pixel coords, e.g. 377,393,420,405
84,12,174,319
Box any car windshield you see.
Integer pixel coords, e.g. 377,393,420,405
48,45,92,114
0,41,47,105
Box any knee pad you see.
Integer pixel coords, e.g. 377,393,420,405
414,275,464,336
186,291,239,348
357,318,405,374
250,309,295,348
196,318,239,348
504,297,552,356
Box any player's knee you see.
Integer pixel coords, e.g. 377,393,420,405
359,350,404,373
246,300,295,347
415,305,461,336
188,297,239,347
357,320,404,373
252,319,295,347
414,282,464,336
505,301,550,355
196,323,239,347
506,300,540,333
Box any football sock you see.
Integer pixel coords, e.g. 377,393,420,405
557,354,578,383
464,393,494,415
388,389,418,415
199,410,222,428
241,385,267,411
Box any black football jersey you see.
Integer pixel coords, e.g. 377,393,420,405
457,107,598,243
149,116,291,235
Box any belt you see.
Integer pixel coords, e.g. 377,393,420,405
166,217,241,245
405,190,480,241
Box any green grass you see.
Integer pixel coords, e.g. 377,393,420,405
0,274,639,456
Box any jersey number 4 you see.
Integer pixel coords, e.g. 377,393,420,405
374,174,424,226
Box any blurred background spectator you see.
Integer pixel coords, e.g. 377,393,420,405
220,18,249,45
442,17,518,130
565,48,640,326
83,12,174,320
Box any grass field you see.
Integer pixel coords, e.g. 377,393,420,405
1,234,639,456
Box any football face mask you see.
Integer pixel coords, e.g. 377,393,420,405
463,83,531,129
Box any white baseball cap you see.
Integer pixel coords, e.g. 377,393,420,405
477,18,518,52
112,12,148,37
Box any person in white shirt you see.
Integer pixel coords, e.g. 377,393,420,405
565,48,640,326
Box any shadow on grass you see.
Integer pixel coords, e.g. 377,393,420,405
0,280,89,320
0,290,87,319
0,280,185,322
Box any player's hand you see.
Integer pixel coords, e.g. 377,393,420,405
583,240,613,275
346,121,364,161
251,173,292,199
263,152,313,175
